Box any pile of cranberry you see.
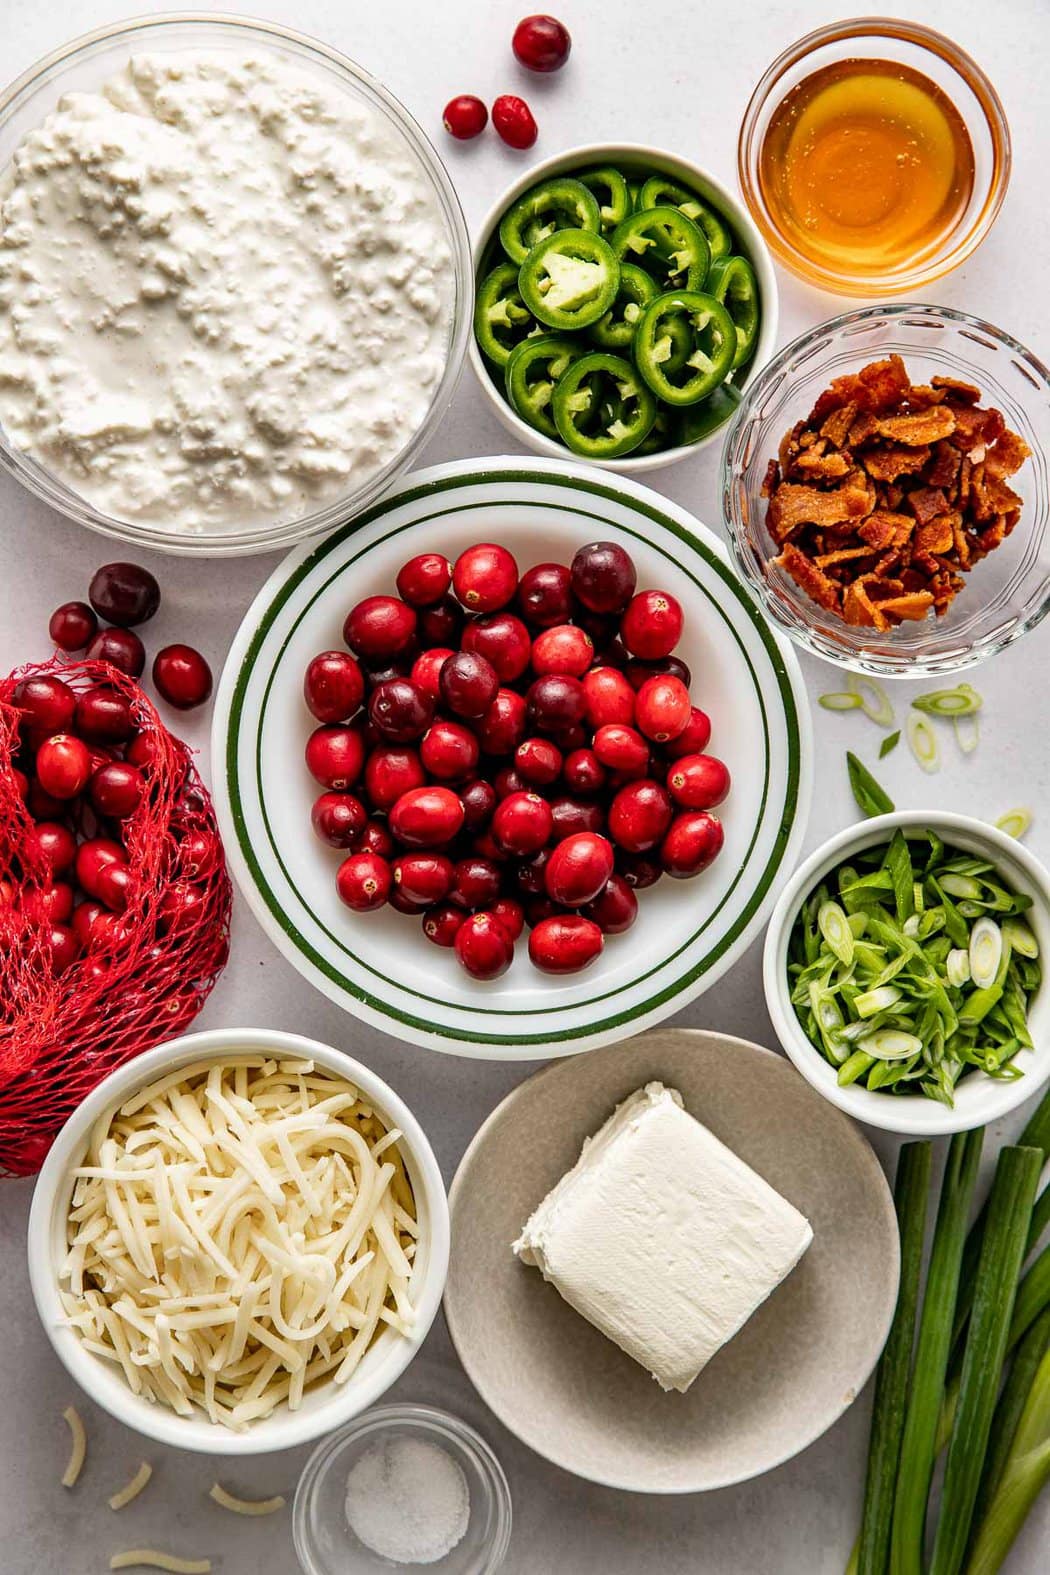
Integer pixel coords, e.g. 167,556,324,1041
303,540,729,980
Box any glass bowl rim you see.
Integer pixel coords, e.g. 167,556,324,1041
0,10,472,557
736,14,1012,296
292,1402,513,1574
719,301,1050,678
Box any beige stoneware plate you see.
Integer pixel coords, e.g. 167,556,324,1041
445,1028,899,1493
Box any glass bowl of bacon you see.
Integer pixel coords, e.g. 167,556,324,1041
721,304,1050,675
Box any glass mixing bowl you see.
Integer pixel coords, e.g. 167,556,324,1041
0,14,471,556
721,304,1050,677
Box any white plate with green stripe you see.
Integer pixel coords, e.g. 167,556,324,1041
212,458,812,1059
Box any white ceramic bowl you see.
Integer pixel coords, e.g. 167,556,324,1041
469,142,779,472
763,812,1050,1135
0,14,471,557
27,1028,450,1454
212,457,812,1060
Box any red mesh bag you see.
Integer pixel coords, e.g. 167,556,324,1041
0,658,231,1176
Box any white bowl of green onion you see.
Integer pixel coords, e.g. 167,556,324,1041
763,812,1050,1135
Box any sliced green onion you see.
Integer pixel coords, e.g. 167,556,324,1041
996,809,1033,841
859,1029,924,1061
847,752,895,818
906,712,940,774
819,691,863,712
954,711,981,755
946,948,972,987
879,729,901,760
838,1049,875,1086
847,672,896,728
941,873,982,900
1002,918,1039,959
856,984,902,1018
903,915,921,939
818,900,854,965
970,918,1004,990
912,686,983,718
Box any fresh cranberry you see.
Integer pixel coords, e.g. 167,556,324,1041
72,900,107,947
312,791,368,848
364,746,425,810
531,623,593,677
11,768,28,803
608,780,673,853
422,903,465,947
492,790,553,856
562,748,606,797
661,811,724,877
549,796,605,840
75,838,127,900
515,736,562,786
571,542,637,614
490,896,525,941
635,675,691,743
440,651,500,718
421,720,480,781
22,880,75,925
87,627,146,678
27,779,66,820
393,852,454,907
369,679,433,743
90,761,145,819
455,912,515,979
126,731,162,770
13,675,76,737
411,647,454,699
45,921,80,975
625,654,692,691
515,847,551,895
443,93,489,139
524,894,558,928
621,590,683,660
449,856,503,910
476,689,528,756
492,94,538,149
526,674,586,734
545,831,614,906
396,553,453,606
592,724,649,778
305,724,365,790
462,612,532,682
582,666,635,728
153,644,212,709
97,861,133,913
389,786,464,847
304,651,365,722
344,596,417,660
472,830,508,865
88,562,160,627
459,778,498,831
453,543,519,613
360,819,395,859
361,652,418,687
49,600,98,651
75,687,136,745
518,562,573,627
179,829,222,878
513,13,571,71
667,754,731,810
419,596,464,647
337,851,392,911
665,706,713,760
584,872,638,934
529,914,603,973
22,821,77,875
495,765,527,800
35,734,91,800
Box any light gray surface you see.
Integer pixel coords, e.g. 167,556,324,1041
0,0,1048,1570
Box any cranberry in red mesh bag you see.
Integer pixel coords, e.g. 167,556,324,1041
0,658,231,1176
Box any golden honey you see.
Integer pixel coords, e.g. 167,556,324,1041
758,58,975,279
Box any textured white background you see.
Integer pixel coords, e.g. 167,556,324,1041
1,1,1048,1570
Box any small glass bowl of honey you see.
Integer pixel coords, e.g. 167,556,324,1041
738,18,1011,295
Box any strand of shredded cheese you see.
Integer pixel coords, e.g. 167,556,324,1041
108,1462,153,1511
208,1481,286,1516
110,1553,211,1573
61,1405,87,1487
59,1058,417,1431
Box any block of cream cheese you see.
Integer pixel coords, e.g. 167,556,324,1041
513,1082,813,1393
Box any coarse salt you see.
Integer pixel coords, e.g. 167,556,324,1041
344,1434,470,1566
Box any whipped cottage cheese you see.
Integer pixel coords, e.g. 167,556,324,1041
0,51,454,533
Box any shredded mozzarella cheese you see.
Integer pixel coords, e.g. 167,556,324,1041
109,1461,153,1510
208,1482,286,1516
60,1058,417,1431
61,1405,87,1488
110,1553,211,1573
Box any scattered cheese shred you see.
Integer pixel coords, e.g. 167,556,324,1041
208,1481,286,1516
108,1461,153,1511
59,1058,417,1431
110,1553,211,1573
61,1405,86,1488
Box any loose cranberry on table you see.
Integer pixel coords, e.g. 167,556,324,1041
49,600,98,652
88,562,160,628
620,590,684,660
571,542,637,615
667,754,731,810
491,94,538,150
442,94,488,141
304,651,365,723
344,595,417,661
453,543,519,613
517,562,572,627
311,791,368,849
455,911,515,980
86,627,146,679
530,914,603,974
462,612,532,683
336,851,392,912
153,644,213,710
512,14,571,72
545,831,614,907
660,811,725,878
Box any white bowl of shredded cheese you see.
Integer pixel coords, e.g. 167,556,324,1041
27,1028,450,1454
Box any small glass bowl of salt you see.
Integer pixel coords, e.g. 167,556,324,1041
293,1403,512,1574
